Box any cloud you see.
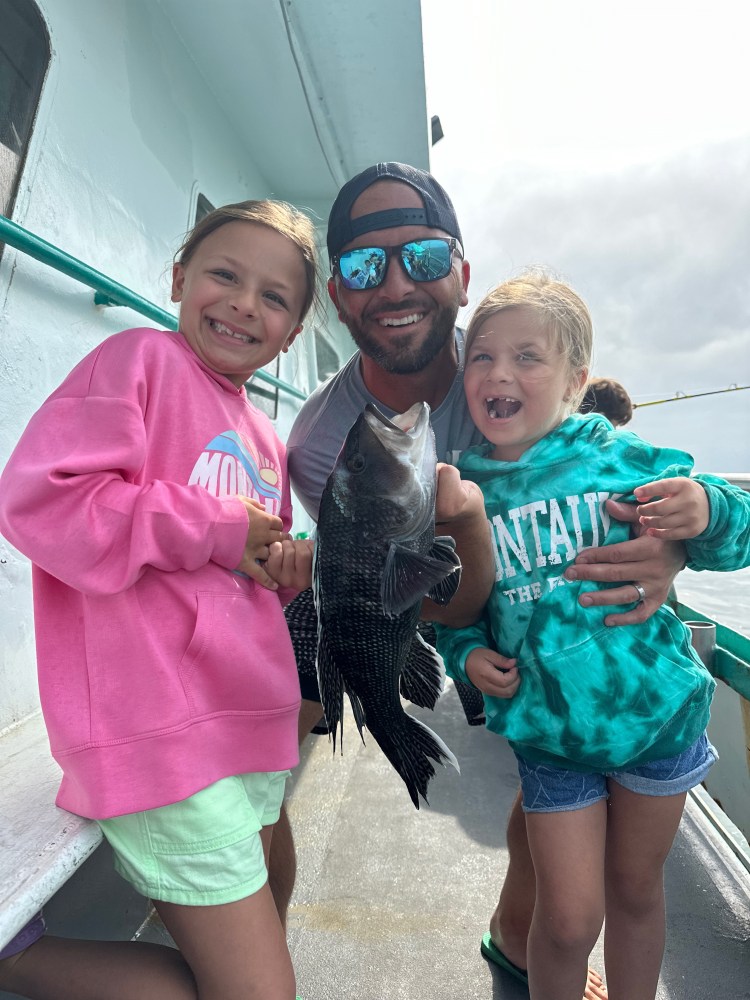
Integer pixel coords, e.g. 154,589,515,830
443,136,749,471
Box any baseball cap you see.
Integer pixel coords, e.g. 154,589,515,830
326,162,463,263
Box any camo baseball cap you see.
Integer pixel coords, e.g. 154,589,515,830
326,162,463,264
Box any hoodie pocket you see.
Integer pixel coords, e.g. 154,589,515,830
179,590,295,718
489,611,714,770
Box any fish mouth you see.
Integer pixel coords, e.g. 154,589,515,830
364,401,429,439
485,396,521,419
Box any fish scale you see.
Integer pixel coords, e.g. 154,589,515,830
313,401,462,807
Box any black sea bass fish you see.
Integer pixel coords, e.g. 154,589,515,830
313,401,462,807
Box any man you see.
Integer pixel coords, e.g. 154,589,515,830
271,163,685,993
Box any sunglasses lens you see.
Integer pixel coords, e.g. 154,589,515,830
401,240,453,282
337,247,388,289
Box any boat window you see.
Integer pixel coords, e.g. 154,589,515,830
0,0,50,220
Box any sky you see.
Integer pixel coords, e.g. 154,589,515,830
421,0,749,474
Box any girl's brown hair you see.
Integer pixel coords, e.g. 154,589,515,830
175,200,321,325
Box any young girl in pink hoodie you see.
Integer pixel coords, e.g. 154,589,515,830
0,200,318,1000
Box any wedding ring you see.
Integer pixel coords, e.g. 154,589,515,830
633,583,647,604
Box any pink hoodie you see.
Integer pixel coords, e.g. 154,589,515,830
0,328,301,819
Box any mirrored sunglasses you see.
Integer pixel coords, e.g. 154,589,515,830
333,238,462,291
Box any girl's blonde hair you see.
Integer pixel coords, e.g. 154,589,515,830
466,269,593,412
175,200,322,325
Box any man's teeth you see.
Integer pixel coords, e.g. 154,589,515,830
380,313,424,327
211,320,256,344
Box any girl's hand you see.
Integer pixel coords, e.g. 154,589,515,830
265,537,315,591
465,648,519,699
634,477,710,540
234,497,286,589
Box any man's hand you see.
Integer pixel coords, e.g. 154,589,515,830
564,498,686,626
465,648,519,699
634,477,709,540
265,537,315,592
424,464,495,627
234,497,287,590
434,462,485,525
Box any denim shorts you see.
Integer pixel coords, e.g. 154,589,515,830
515,733,717,813
98,770,289,905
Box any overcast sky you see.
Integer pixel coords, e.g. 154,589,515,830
421,0,749,474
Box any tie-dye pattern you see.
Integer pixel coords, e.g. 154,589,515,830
435,413,745,773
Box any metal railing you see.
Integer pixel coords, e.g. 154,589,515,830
0,215,307,401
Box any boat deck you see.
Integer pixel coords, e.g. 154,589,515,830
287,685,750,999
2,684,748,1000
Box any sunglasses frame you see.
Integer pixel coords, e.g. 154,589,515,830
332,237,462,290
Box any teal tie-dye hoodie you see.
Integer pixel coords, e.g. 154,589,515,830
436,413,750,773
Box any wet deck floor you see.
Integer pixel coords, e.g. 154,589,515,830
287,682,750,1000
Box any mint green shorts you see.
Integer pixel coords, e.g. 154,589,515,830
98,770,290,906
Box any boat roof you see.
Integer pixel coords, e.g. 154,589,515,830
156,0,431,204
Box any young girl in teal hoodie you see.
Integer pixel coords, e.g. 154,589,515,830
437,270,750,1000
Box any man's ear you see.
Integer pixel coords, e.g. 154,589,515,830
282,325,303,353
459,260,470,308
327,276,341,316
171,263,185,303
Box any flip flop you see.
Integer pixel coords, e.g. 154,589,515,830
480,932,529,986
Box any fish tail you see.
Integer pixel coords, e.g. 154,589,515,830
369,713,459,808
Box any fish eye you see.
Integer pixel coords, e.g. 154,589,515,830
347,453,366,474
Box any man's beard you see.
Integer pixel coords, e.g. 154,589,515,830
340,300,459,375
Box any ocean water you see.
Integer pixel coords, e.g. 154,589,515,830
674,566,750,637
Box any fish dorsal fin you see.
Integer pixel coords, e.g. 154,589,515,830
399,628,445,709
381,538,462,616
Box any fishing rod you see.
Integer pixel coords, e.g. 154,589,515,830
633,384,750,409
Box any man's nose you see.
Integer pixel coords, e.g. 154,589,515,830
379,252,416,297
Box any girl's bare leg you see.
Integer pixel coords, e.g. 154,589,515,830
0,825,293,1000
0,938,196,1000
489,790,536,966
155,825,295,1000
525,800,608,1000
489,790,608,998
603,783,686,1000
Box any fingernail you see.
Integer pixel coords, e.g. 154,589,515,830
579,594,592,606
565,568,578,580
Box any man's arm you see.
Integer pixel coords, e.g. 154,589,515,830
422,464,494,627
563,499,685,626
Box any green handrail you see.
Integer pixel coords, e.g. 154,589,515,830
0,215,306,401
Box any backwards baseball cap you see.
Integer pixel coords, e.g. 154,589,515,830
326,162,463,263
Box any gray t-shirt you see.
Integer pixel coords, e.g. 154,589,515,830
287,328,485,521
